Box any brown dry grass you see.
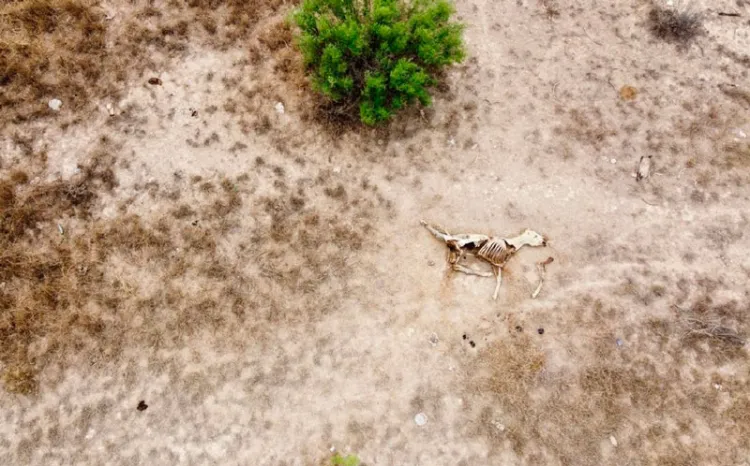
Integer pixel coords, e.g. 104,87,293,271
0,0,110,125
0,139,387,394
0,0,290,128
471,290,749,465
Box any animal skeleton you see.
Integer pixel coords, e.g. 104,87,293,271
421,220,547,300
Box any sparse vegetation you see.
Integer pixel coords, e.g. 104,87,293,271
331,453,360,466
647,4,702,46
292,0,465,125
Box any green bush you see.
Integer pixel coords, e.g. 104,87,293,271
293,0,465,125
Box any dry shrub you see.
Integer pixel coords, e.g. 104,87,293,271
647,5,702,46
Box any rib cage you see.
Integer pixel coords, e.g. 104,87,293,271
476,237,516,266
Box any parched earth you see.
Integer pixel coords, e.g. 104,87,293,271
1,0,749,465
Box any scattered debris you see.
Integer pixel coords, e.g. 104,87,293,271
469,340,476,348
610,435,618,447
429,333,439,346
148,77,162,85
636,155,652,181
414,412,427,426
615,338,624,347
515,326,523,332
275,102,285,114
48,99,62,111
537,328,545,335
717,12,741,17
427,260,436,267
137,400,148,411
619,85,638,101
190,108,198,117
421,220,547,300
57,224,64,235
532,256,554,298
105,103,115,116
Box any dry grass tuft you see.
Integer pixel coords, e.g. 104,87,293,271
647,5,702,46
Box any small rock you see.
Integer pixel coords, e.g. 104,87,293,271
609,435,618,447
414,413,427,426
148,77,162,85
137,400,148,411
537,328,545,335
615,338,623,347
48,99,62,111
427,260,435,267
492,421,505,432
610,158,617,164
333,166,341,174
429,333,439,346
106,103,115,116
274,102,285,114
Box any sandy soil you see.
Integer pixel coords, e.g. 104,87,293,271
2,0,750,465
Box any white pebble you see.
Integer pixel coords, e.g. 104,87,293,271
48,99,62,111
414,413,427,426
609,435,618,447
274,102,285,114
333,166,341,174
610,158,617,164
